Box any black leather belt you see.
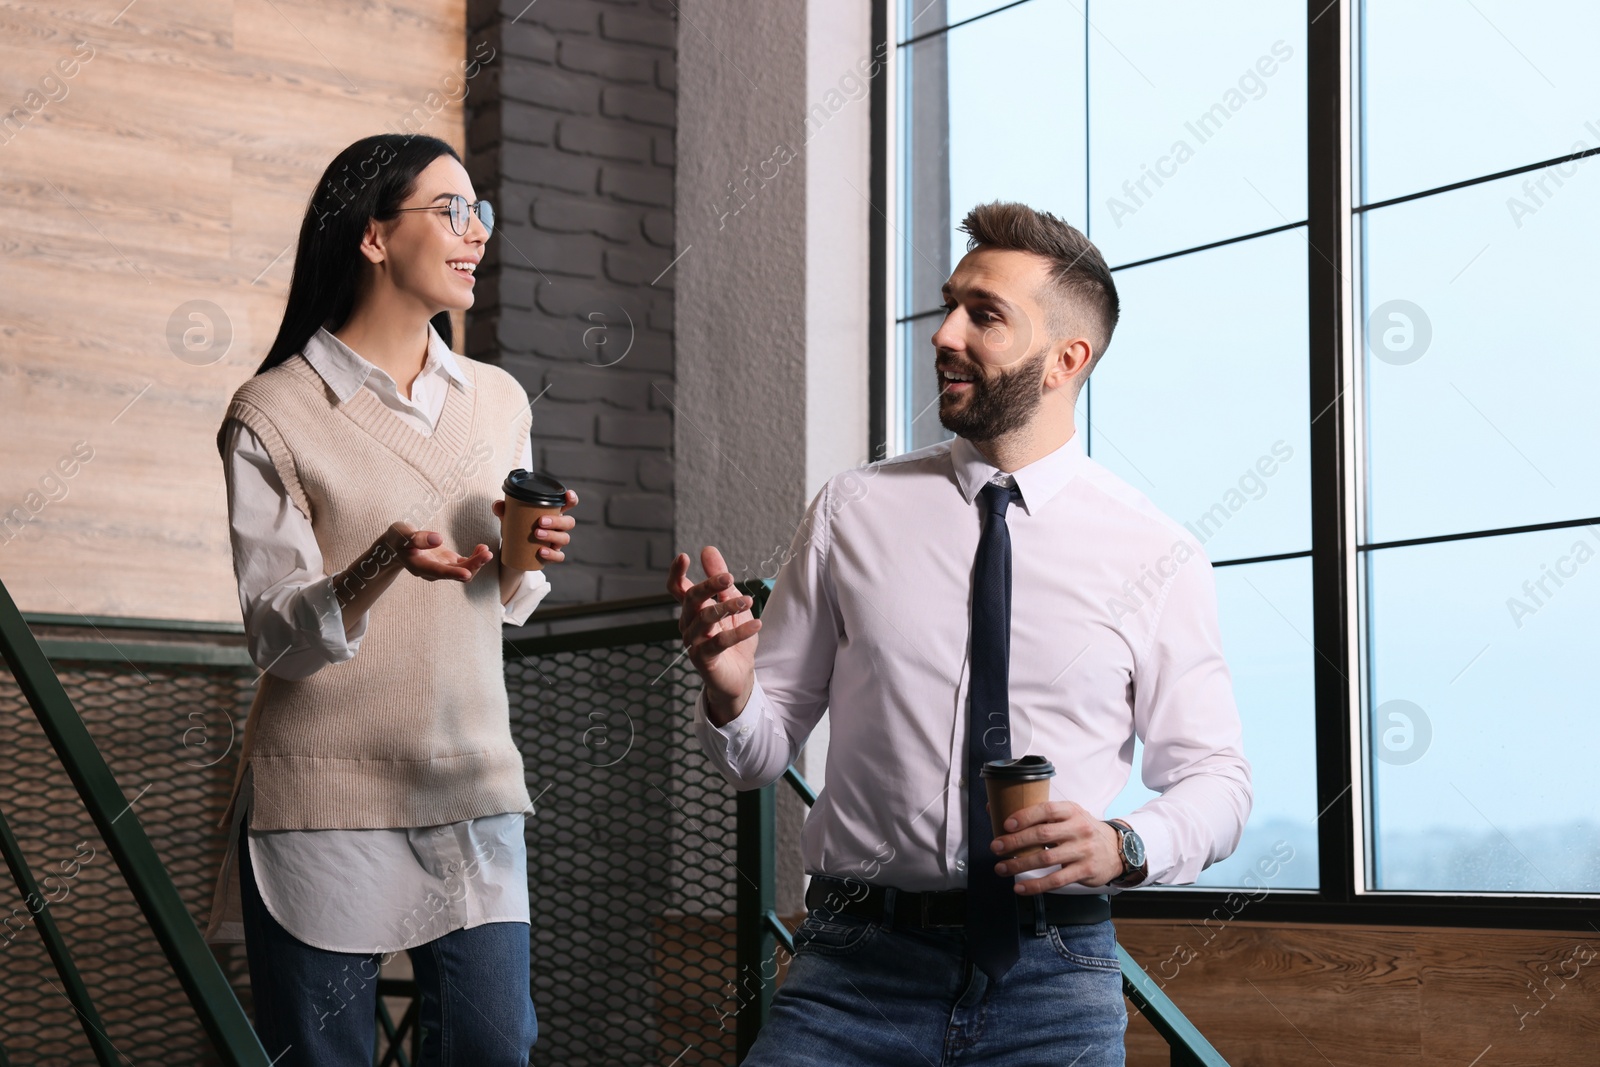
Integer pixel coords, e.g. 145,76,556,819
805,875,1110,929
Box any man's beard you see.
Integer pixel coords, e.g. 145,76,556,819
937,346,1048,442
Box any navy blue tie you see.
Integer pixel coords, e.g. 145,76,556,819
966,480,1022,981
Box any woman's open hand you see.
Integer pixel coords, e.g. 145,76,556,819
384,521,492,582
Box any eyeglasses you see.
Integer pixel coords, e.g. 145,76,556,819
390,194,495,237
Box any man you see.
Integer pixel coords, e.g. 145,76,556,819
667,201,1252,1066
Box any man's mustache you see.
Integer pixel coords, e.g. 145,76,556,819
934,351,985,381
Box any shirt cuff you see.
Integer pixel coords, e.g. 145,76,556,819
501,568,552,627
696,676,770,757
298,576,362,663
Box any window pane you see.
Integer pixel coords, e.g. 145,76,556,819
1088,230,1310,561
1109,557,1318,889
1366,532,1600,892
1089,0,1305,265
1361,172,1600,545
1361,0,1600,204
899,1,1087,319
898,318,949,452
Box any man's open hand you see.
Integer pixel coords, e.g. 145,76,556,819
989,799,1124,893
667,546,760,726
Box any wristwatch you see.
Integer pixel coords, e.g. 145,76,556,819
1104,818,1148,888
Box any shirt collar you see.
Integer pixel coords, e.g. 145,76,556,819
949,429,1087,515
302,322,470,404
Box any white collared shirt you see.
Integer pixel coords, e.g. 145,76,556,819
208,324,542,949
694,429,1252,893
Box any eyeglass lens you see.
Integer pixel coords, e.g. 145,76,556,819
450,195,494,236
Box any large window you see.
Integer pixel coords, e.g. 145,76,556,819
1355,1,1600,895
885,0,1598,914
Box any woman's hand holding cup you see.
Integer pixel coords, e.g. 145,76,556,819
493,488,578,567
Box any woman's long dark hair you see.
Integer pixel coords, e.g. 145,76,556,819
255,134,462,375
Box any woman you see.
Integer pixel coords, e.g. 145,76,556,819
202,133,576,1065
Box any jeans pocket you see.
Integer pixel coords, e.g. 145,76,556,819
1045,921,1121,970
792,912,882,958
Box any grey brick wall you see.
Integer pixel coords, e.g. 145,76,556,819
465,0,678,605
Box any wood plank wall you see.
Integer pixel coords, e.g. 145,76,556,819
1119,919,1599,1066
0,0,471,623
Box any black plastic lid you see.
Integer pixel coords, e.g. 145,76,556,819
979,754,1055,781
503,469,567,507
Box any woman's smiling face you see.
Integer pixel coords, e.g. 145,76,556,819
368,154,488,315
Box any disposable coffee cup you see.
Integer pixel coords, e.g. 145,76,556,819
981,755,1056,859
501,469,568,572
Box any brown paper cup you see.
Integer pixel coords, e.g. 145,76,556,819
985,778,1054,858
501,498,563,572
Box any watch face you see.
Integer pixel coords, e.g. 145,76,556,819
1123,829,1146,868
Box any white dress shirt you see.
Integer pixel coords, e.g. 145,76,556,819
208,324,546,951
694,429,1252,894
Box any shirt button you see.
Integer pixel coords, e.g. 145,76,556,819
737,725,750,738
955,859,967,873
447,862,459,873
435,827,447,836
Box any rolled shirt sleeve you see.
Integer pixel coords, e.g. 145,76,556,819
499,425,553,628
500,568,551,627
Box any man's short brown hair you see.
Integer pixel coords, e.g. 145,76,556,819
958,201,1119,383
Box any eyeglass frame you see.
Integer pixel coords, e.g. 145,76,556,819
388,194,495,237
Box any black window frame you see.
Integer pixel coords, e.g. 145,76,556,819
868,0,1598,929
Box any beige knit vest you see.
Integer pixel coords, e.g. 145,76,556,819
215,351,534,831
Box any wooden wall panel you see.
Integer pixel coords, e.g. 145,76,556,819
1119,919,1599,1066
0,0,471,623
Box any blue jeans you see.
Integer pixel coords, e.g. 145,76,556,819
237,815,538,1066
744,884,1127,1066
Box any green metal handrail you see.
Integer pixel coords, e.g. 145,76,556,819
0,580,272,1065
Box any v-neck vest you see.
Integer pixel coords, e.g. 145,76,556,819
215,351,535,831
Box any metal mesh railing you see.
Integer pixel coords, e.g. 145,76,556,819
0,648,258,1066
503,618,739,1066
0,600,743,1066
